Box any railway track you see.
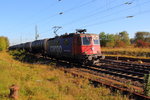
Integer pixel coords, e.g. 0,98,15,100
58,60,150,99
33,55,150,99
104,56,150,63
77,67,143,87
100,59,150,73
63,68,150,100
85,65,144,83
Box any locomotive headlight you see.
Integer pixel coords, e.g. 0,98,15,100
91,47,94,51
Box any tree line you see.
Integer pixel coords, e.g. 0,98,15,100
0,36,9,51
99,31,150,48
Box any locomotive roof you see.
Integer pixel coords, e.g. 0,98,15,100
60,33,98,37
48,33,98,40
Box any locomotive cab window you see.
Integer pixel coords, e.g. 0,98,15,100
93,39,100,45
82,37,91,45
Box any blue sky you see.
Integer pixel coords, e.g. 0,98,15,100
0,0,150,45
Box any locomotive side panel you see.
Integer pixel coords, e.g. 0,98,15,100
61,36,73,58
72,35,82,60
46,35,74,59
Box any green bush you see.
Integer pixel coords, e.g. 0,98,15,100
9,50,37,63
0,37,9,51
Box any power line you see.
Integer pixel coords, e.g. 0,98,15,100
62,0,150,29
38,0,99,34
40,0,132,34
32,0,96,25
38,0,150,35
21,0,97,35
39,0,115,34
37,0,98,28
78,9,150,28
20,0,62,30
79,0,150,26
26,1,61,21
62,0,97,14
62,0,130,27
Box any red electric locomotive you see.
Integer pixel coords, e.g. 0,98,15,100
71,29,104,64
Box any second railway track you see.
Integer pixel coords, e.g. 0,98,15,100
30,55,150,99
57,59,150,99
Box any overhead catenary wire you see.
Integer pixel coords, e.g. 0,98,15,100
40,0,118,34
137,0,141,14
30,0,97,26
60,0,137,28
20,0,62,30
78,9,150,29
25,0,62,21
21,0,98,36
61,0,98,14
60,0,150,31
38,0,98,27
40,0,137,34
61,0,133,27
34,0,149,37
61,0,135,27
61,0,117,26
37,0,98,31
39,0,99,34
76,0,150,27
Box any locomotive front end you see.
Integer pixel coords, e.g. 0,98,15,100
80,34,104,65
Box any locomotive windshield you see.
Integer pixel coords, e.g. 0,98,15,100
93,39,100,45
82,37,91,45
93,36,100,45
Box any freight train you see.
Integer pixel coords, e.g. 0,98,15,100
9,30,104,65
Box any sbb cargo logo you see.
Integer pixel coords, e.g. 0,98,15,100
50,46,62,55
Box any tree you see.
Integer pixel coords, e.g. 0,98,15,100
114,34,123,47
134,32,150,47
0,37,9,51
106,34,115,47
119,31,130,46
99,32,116,47
135,40,150,47
99,32,107,47
115,40,126,47
134,32,150,41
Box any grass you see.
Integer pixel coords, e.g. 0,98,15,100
101,47,150,58
0,51,128,100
